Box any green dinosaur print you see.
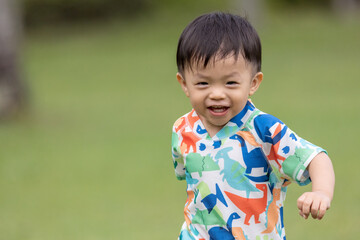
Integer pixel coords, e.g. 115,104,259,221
282,148,314,179
269,163,282,182
195,182,227,227
244,109,261,130
172,132,183,164
186,153,220,177
256,235,274,240
192,208,226,229
197,181,211,197
192,181,211,205
194,188,199,204
217,125,239,139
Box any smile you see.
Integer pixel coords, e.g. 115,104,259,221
208,106,229,116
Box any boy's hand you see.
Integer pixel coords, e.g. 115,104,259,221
297,191,331,220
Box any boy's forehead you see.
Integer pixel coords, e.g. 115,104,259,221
185,54,251,74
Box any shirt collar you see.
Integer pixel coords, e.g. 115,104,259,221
229,100,255,127
192,100,256,140
215,100,255,140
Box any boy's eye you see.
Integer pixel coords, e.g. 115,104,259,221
226,81,238,85
196,82,208,86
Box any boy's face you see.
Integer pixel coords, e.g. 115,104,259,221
177,55,263,137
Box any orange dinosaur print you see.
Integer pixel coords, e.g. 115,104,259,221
267,124,286,169
262,187,281,234
175,110,201,154
236,131,261,147
180,131,201,154
175,117,186,132
225,184,268,225
172,100,326,240
184,190,195,227
232,227,247,240
282,180,291,187
180,142,188,155
187,109,199,129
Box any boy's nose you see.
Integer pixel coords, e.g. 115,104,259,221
209,88,226,100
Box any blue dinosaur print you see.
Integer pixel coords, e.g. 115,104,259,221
268,171,279,193
275,207,284,237
179,228,196,240
272,125,288,145
282,146,290,154
214,147,259,197
201,183,228,213
229,101,255,128
213,140,221,149
253,114,285,144
189,224,199,236
230,135,269,182
208,212,241,240
199,143,206,151
300,138,317,148
197,125,207,135
186,171,199,186
289,133,297,141
172,100,326,240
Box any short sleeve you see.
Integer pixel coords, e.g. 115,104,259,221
253,114,326,185
172,124,186,181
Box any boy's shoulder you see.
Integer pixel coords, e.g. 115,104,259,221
172,109,198,133
252,111,284,129
246,108,286,143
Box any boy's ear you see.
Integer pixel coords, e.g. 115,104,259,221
249,72,263,96
176,72,189,97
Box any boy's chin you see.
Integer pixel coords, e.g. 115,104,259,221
208,120,229,130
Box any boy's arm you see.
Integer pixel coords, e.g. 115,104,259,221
297,152,335,220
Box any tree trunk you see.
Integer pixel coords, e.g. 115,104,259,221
0,0,27,119
230,0,266,28
332,0,360,16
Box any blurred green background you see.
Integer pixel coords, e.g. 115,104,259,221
0,0,359,239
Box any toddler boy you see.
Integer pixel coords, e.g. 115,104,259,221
171,12,335,240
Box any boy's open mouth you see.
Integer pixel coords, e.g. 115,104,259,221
208,106,229,115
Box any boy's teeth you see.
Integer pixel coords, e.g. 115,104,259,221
210,106,227,112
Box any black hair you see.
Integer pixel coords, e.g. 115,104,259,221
176,12,261,76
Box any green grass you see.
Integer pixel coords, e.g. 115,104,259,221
1,8,359,239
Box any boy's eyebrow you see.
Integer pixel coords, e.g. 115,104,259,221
223,72,240,79
195,72,240,79
195,73,211,79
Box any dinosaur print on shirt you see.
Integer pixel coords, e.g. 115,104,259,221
172,100,326,240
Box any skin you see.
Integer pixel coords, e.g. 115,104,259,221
297,152,335,220
177,54,335,220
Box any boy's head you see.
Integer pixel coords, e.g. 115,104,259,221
176,12,263,137
176,12,262,77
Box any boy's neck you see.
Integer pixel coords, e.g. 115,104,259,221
198,115,225,138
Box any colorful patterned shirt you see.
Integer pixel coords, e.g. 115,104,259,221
171,100,325,240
